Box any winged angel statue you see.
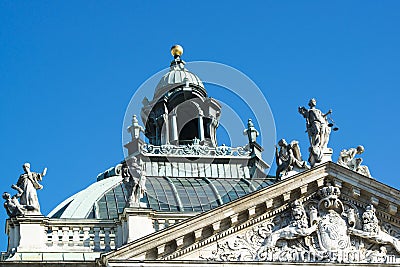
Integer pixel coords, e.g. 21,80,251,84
275,139,309,180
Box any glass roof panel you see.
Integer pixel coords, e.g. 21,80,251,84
90,177,273,219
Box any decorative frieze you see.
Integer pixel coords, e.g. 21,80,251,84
142,142,250,157
205,181,400,264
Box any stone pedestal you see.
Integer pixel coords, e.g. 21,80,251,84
310,148,333,167
318,148,333,165
6,215,47,253
118,207,155,247
281,166,306,180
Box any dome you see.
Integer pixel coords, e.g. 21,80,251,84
155,68,204,93
48,171,273,220
153,49,205,99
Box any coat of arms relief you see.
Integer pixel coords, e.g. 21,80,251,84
204,181,400,263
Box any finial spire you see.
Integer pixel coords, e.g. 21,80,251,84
171,45,183,58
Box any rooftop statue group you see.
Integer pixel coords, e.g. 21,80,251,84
276,98,372,179
3,99,373,217
3,163,46,217
2,158,148,217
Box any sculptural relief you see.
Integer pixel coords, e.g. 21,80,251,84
275,139,309,180
337,145,372,177
206,181,400,263
348,205,400,253
298,98,333,167
122,157,147,207
265,200,317,248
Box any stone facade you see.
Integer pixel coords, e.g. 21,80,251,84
2,47,397,267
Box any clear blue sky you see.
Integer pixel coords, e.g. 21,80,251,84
1,1,400,250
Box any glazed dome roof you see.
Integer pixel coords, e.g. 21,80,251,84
48,168,273,219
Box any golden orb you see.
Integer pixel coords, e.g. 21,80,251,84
171,45,183,57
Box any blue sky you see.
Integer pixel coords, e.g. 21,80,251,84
1,1,400,250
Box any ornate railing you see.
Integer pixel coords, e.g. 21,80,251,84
142,143,251,157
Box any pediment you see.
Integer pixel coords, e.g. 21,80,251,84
99,162,400,265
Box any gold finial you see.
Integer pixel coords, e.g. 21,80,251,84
171,45,183,57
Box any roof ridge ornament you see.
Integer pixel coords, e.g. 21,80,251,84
170,44,185,70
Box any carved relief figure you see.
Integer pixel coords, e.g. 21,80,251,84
122,157,147,207
11,163,46,214
348,205,400,253
207,182,400,263
337,146,372,177
266,200,317,248
298,98,332,166
275,139,309,179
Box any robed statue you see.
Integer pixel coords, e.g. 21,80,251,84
298,98,332,166
4,162,47,216
122,157,147,207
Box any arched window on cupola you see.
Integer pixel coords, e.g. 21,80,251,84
174,100,205,145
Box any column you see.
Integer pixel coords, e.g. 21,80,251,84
170,111,178,144
198,114,205,141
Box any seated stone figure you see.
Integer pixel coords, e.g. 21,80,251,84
337,145,371,177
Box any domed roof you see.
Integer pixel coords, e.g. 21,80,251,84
48,167,273,219
155,67,204,93
153,46,205,99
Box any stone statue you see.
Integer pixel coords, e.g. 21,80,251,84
266,200,317,248
275,139,309,180
348,205,400,253
243,119,259,144
298,98,332,166
337,145,372,177
11,163,46,214
122,157,147,207
3,187,25,217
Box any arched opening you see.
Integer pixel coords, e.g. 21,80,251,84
176,102,201,145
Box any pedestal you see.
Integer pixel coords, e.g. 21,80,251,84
310,148,333,167
118,207,155,246
281,166,306,180
6,215,47,253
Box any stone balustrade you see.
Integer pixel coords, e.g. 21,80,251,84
45,219,117,252
5,211,196,257
152,213,194,231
